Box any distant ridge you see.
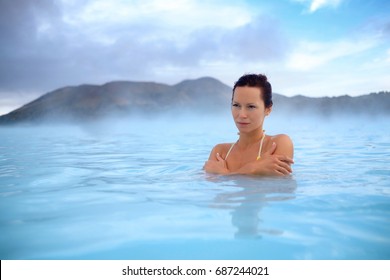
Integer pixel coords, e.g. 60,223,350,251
0,77,389,124
0,77,232,124
272,91,390,116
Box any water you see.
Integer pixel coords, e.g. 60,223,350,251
0,115,389,260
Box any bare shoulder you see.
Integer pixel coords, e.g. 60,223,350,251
271,134,293,145
208,143,234,160
270,134,294,158
212,143,234,153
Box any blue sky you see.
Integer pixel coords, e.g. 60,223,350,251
0,0,389,114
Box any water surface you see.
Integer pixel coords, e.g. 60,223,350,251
0,115,389,259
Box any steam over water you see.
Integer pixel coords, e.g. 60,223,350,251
0,114,389,259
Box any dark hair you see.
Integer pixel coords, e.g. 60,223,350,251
232,74,273,108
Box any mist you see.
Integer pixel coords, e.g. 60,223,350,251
1,106,388,143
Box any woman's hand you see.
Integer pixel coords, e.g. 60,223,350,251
232,142,294,176
253,142,294,176
203,152,230,175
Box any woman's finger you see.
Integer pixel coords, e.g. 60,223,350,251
276,155,294,164
277,165,290,175
266,142,277,155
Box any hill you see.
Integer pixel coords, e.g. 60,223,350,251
0,77,389,124
272,91,390,117
0,77,231,124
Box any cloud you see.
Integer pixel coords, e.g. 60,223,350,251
67,0,252,30
292,0,343,13
286,14,390,72
287,38,379,70
387,49,390,63
309,0,342,12
0,0,289,97
1,0,387,113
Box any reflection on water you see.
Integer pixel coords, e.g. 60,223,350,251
209,175,297,239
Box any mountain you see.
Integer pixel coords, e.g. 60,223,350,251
272,91,390,116
0,77,232,124
0,77,389,124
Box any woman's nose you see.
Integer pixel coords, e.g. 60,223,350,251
238,109,247,118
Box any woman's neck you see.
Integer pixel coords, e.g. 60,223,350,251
238,128,264,148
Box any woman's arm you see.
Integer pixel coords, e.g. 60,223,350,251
232,135,294,176
203,145,230,175
272,134,294,159
204,135,294,176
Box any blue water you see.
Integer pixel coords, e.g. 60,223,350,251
0,115,389,260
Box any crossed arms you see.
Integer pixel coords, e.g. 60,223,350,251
203,134,294,176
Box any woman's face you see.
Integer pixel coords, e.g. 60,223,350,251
231,86,271,133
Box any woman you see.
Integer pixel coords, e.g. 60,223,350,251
204,74,294,176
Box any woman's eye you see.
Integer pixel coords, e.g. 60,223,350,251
232,103,240,108
248,105,257,109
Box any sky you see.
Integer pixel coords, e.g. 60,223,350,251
0,0,389,114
